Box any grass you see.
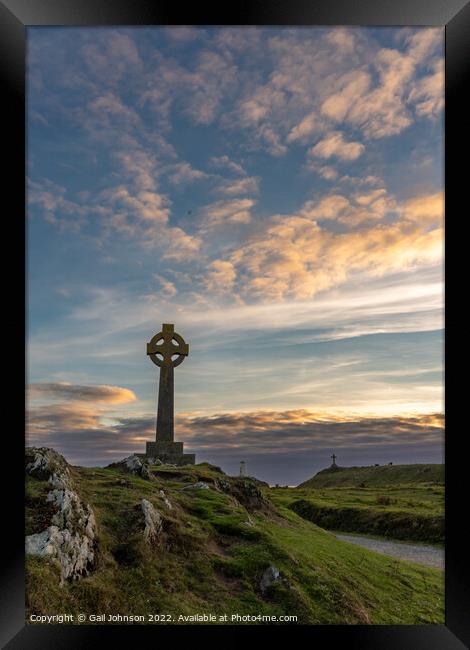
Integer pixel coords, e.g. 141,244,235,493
298,463,444,488
270,482,444,543
26,460,444,625
273,464,445,543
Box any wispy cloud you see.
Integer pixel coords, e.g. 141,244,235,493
28,382,137,404
308,131,365,161
199,198,256,228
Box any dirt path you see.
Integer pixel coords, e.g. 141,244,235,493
335,533,444,569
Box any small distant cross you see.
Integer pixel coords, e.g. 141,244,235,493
331,454,337,464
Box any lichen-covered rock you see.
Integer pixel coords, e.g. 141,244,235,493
260,565,281,594
107,455,152,480
182,481,210,491
26,525,95,583
215,478,231,492
159,490,172,510
141,499,162,543
25,447,97,584
25,447,70,481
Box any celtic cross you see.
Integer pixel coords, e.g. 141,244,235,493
147,324,189,442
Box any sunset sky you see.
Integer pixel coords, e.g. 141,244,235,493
27,26,444,484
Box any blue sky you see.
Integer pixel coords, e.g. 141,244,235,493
27,27,444,484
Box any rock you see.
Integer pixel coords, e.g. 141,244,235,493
260,565,281,594
229,478,270,511
107,455,152,480
216,478,231,492
26,447,70,481
26,525,95,584
159,490,172,510
141,499,162,543
25,447,97,584
181,482,210,491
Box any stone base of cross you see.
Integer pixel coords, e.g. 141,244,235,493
145,441,195,465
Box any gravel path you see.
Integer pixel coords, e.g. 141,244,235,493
335,533,444,569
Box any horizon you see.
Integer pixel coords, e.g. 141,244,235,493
27,26,444,485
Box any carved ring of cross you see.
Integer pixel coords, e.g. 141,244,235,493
147,324,189,368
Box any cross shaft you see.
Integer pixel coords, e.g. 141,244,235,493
147,323,189,443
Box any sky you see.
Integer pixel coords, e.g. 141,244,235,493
26,26,444,485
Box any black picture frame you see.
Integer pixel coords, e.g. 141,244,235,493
1,1,467,647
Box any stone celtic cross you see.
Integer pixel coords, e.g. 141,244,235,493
147,323,189,442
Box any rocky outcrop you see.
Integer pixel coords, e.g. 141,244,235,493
25,446,68,480
107,455,152,480
260,565,281,594
224,478,271,512
141,499,162,543
25,447,97,584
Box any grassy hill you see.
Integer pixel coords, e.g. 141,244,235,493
25,450,444,625
298,464,444,489
269,464,445,544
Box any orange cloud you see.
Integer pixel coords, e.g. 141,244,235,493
309,131,365,161
28,382,137,404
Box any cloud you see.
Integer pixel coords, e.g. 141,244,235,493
175,410,444,453
81,32,143,84
44,182,204,260
222,28,442,156
114,149,159,191
308,164,338,181
301,188,398,225
219,191,442,301
215,176,259,196
325,28,357,56
143,48,239,127
204,260,237,293
308,132,365,161
26,403,444,472
402,192,443,225
28,180,86,233
319,30,442,139
199,198,255,228
320,70,371,122
29,382,137,404
164,26,203,43
89,93,139,122
168,162,208,185
408,58,444,118
209,155,247,176
287,112,319,144
100,187,170,225
153,274,178,297
28,403,104,435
